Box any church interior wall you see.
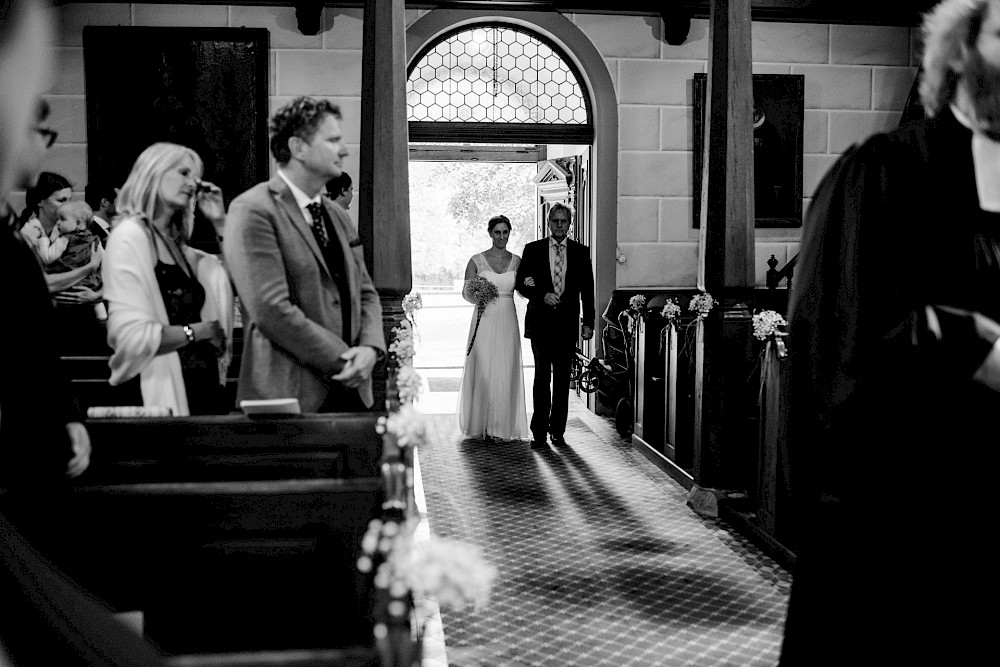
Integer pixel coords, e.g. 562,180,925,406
28,4,916,292
579,13,918,288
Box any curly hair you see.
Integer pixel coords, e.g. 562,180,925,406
269,96,342,165
920,0,992,116
487,214,511,233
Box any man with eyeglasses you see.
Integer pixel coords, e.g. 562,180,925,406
1,93,91,484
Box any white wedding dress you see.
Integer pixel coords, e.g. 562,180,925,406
457,253,530,441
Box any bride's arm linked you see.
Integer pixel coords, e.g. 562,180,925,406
461,257,478,304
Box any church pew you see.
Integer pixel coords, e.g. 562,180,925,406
2,477,385,656
166,648,380,667
81,413,384,483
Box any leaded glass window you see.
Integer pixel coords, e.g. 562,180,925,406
407,25,589,125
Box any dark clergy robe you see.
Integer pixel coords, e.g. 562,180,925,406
780,108,1000,665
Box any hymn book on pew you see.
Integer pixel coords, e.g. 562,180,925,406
239,398,302,416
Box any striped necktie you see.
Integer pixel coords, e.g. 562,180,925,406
554,242,565,297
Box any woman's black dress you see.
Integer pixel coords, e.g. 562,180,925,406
155,259,225,415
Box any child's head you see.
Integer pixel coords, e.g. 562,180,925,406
55,200,93,234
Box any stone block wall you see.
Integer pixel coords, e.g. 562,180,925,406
27,5,916,290
572,14,918,287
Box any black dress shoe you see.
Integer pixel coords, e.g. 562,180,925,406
530,439,547,449
550,435,566,446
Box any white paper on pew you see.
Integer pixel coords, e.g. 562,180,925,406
239,398,302,416
87,406,174,418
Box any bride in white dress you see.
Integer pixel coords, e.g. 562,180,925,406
457,215,530,442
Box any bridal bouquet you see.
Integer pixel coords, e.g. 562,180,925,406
465,275,499,355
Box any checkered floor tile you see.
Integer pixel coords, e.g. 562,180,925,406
417,398,790,667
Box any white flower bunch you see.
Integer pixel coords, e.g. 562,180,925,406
689,292,715,319
389,319,416,365
376,403,430,449
752,309,787,341
395,365,424,404
402,292,423,318
660,298,681,322
358,519,497,613
628,294,647,311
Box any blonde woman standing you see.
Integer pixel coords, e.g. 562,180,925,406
103,142,233,416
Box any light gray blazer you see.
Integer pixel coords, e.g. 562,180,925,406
223,175,385,411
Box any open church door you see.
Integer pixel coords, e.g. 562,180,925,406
533,150,595,386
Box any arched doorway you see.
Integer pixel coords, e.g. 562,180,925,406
405,9,618,412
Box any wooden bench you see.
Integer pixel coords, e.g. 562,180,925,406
3,476,385,656
81,413,385,482
1,412,396,656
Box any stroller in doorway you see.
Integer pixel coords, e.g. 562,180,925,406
569,296,635,437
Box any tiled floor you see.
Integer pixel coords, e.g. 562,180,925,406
412,374,791,667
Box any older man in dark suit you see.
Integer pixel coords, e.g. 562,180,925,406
515,203,595,447
224,97,384,413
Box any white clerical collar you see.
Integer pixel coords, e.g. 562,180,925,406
951,103,1000,213
277,170,322,209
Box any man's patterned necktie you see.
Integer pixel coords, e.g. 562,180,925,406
306,202,329,248
554,242,565,297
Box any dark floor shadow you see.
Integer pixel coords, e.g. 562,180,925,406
532,418,684,558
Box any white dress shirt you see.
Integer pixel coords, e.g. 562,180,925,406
277,170,324,223
951,104,1000,213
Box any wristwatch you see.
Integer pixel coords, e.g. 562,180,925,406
182,324,196,344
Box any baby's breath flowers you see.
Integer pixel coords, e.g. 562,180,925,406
388,319,416,365
628,294,647,312
688,292,715,319
376,403,430,449
402,292,423,319
660,298,681,323
395,365,423,405
359,518,496,613
752,309,787,341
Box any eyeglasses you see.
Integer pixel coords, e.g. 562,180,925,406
35,126,58,149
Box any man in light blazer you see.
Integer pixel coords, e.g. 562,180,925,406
515,203,595,448
224,97,385,412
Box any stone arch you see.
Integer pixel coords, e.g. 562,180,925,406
407,9,619,354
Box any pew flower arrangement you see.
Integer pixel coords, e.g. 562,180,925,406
688,292,715,319
357,518,496,613
376,403,430,449
389,319,416,366
752,309,787,341
395,365,424,405
625,294,647,333
402,291,423,322
660,298,682,324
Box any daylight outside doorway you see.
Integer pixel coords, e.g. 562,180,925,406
408,159,537,414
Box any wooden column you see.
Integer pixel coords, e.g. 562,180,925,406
693,0,756,490
359,0,411,411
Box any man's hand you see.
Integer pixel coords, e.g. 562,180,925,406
523,276,535,287
65,422,91,478
582,325,594,340
543,292,560,307
331,346,378,389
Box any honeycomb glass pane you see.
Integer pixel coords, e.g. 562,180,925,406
406,25,588,124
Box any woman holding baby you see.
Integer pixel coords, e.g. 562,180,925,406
19,171,106,353
102,142,234,416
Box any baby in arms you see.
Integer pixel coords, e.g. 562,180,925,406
22,200,106,321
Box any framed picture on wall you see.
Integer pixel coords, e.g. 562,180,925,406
692,73,804,228
83,27,270,251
